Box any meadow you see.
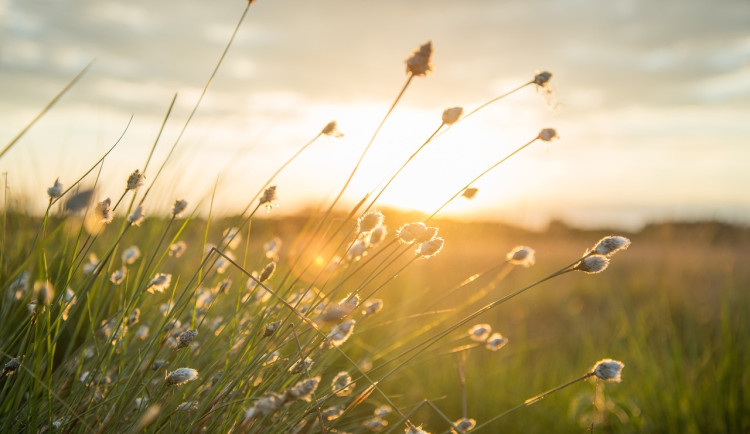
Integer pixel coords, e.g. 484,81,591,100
1,3,749,432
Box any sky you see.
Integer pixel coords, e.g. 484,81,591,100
1,0,749,230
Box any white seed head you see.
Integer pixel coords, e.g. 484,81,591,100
254,392,284,416
176,329,198,349
574,255,610,274
172,199,188,217
122,245,141,264
452,418,476,433
259,185,278,207
289,357,313,374
398,222,427,243
127,205,145,226
110,267,126,285
263,321,280,337
322,120,344,137
374,405,392,417
327,320,356,347
405,425,431,434
126,169,145,190
3,357,21,376
286,376,320,401
506,246,536,267
95,198,114,224
592,358,624,382
441,107,463,125
165,367,198,386
321,405,345,421
485,332,508,351
368,225,387,246
364,417,389,431
592,236,631,256
417,237,444,258
362,299,383,316
359,211,384,233
538,128,558,142
468,324,491,342
332,371,355,396
169,241,187,258
47,178,63,200
259,261,276,283
146,273,172,293
347,239,368,261
128,308,140,326
406,41,433,77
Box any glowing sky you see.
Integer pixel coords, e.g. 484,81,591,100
1,0,749,229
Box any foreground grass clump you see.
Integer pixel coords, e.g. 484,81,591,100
2,3,748,432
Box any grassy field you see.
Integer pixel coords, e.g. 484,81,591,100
1,206,747,433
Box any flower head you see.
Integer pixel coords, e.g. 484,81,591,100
452,418,476,433
172,199,188,217
398,222,428,244
406,41,433,76
259,261,276,283
327,320,356,347
485,332,508,351
574,255,609,274
126,169,145,190
286,376,320,401
146,273,172,293
176,329,198,350
110,267,126,285
417,237,444,258
95,198,114,224
506,246,535,267
169,241,187,258
259,186,277,209
359,211,384,233
122,246,141,264
462,187,478,199
322,120,344,137
468,324,491,342
591,358,624,382
47,178,63,200
591,236,631,256
362,299,383,316
332,371,355,396
441,107,463,125
538,128,558,142
347,239,368,261
533,71,552,87
368,225,387,246
127,205,145,226
165,367,198,386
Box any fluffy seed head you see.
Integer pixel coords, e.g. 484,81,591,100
452,418,476,433
126,169,145,190
321,405,344,421
347,239,368,261
322,120,343,137
368,225,387,246
468,324,491,342
122,246,141,264
441,107,463,125
110,267,126,285
95,198,114,224
374,405,392,417
327,320,356,347
364,417,389,431
417,237,444,258
127,205,145,226
165,367,198,386
259,261,276,283
172,199,188,217
506,246,536,267
176,329,198,349
533,71,553,86
485,332,508,351
538,128,558,142
574,255,610,274
592,236,631,256
128,308,140,326
263,321,280,337
398,222,428,243
289,357,313,374
362,299,383,316
259,185,277,207
286,376,320,401
254,392,284,416
47,178,64,200
332,371,355,396
169,241,187,258
592,358,624,382
146,273,172,293
405,425,431,434
3,357,21,376
359,211,384,233
406,41,433,76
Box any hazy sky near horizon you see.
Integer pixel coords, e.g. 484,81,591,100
1,0,749,230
